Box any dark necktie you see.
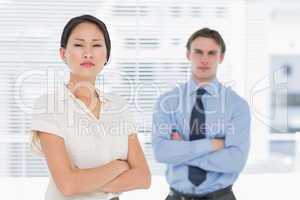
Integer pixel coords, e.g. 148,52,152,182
188,88,207,186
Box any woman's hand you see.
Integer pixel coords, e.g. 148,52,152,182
70,162,79,171
99,135,151,193
70,160,130,175
112,159,130,174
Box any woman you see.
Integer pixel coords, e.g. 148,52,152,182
30,15,151,200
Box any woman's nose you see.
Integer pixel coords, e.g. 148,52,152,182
83,48,93,59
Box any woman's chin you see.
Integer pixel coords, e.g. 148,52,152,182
70,71,98,79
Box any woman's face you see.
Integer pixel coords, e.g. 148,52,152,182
60,22,107,78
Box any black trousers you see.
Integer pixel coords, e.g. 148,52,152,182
165,189,236,200
165,192,236,200
110,198,119,200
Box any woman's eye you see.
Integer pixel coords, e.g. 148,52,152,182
74,44,82,47
93,44,102,47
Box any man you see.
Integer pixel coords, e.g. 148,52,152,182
152,28,251,200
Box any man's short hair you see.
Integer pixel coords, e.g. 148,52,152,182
186,28,226,54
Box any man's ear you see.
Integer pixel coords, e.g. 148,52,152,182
219,53,224,63
59,47,66,61
186,50,191,61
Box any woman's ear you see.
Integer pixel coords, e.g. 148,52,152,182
104,57,109,66
59,47,66,63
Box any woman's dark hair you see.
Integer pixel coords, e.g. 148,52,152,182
186,27,226,54
60,15,111,64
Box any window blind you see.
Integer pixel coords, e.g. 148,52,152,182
0,0,250,177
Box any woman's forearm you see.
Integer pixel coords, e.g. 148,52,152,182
99,167,151,193
63,160,128,196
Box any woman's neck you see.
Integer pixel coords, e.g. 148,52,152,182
67,74,97,99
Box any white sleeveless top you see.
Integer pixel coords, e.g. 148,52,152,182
29,84,137,200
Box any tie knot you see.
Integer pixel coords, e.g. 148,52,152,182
197,88,207,96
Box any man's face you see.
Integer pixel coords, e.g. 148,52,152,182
187,36,224,83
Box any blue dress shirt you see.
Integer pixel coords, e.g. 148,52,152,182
152,78,251,195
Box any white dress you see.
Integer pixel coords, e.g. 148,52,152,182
30,84,137,200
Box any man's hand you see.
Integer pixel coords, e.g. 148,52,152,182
211,139,225,151
170,130,224,151
171,131,182,141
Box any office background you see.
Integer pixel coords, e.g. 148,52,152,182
0,0,299,199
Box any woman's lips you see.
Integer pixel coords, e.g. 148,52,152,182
80,62,95,68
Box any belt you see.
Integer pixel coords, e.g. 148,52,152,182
109,197,119,200
169,185,232,200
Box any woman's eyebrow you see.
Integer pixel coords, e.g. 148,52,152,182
74,38,84,41
73,38,104,42
92,38,104,42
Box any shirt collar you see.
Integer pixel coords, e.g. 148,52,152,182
59,83,112,103
187,77,220,96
